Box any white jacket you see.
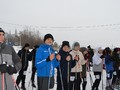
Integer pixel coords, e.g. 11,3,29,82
70,50,85,72
92,47,103,72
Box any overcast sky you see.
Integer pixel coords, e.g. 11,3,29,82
0,0,120,48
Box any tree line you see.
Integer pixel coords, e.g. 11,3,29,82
5,29,59,49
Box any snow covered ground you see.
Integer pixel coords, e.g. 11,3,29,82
13,63,107,90
13,46,119,90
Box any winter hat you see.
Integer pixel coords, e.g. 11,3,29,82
61,41,70,48
80,47,87,53
114,48,119,53
0,28,5,34
44,34,54,42
105,47,111,54
73,42,80,48
87,45,91,49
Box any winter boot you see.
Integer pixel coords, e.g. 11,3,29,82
21,84,26,90
106,86,114,90
82,81,87,90
32,83,36,88
21,86,26,90
92,86,95,90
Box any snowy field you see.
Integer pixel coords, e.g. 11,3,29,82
13,46,119,90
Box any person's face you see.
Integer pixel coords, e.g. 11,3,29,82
98,49,103,54
83,50,88,55
45,38,53,45
117,51,120,54
74,46,80,51
25,47,29,51
0,32,5,43
62,45,70,52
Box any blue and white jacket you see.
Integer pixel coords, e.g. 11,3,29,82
35,44,59,77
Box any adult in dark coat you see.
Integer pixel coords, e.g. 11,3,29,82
0,28,22,90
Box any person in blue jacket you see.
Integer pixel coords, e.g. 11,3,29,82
104,47,114,90
35,34,61,90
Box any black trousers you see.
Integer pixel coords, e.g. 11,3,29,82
37,76,54,90
16,69,26,87
57,77,69,90
69,72,82,90
112,70,117,85
31,67,36,83
92,72,101,90
117,70,120,79
82,77,87,90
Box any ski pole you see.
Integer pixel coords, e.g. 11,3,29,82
67,61,70,90
88,66,93,87
102,71,104,90
48,48,53,90
59,64,64,90
11,75,20,90
2,73,5,90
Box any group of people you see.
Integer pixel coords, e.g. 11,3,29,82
92,47,120,90
0,27,120,90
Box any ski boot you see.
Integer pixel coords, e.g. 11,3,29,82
32,83,36,88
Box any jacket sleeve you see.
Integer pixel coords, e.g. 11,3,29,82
11,47,22,71
35,47,48,69
70,55,76,68
53,58,59,68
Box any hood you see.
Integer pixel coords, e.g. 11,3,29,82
94,47,102,57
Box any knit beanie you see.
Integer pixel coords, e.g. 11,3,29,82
73,42,80,48
44,34,54,42
0,28,5,34
61,41,70,48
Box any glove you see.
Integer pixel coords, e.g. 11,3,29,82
100,55,104,59
0,63,8,73
46,56,51,62
7,65,17,75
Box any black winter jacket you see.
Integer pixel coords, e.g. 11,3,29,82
18,49,30,70
57,49,76,80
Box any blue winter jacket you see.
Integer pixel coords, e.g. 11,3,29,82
35,44,59,77
105,54,114,72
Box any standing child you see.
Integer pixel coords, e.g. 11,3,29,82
104,47,114,90
70,42,85,90
35,34,60,90
80,47,89,90
16,43,30,90
57,41,76,90
92,47,103,90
